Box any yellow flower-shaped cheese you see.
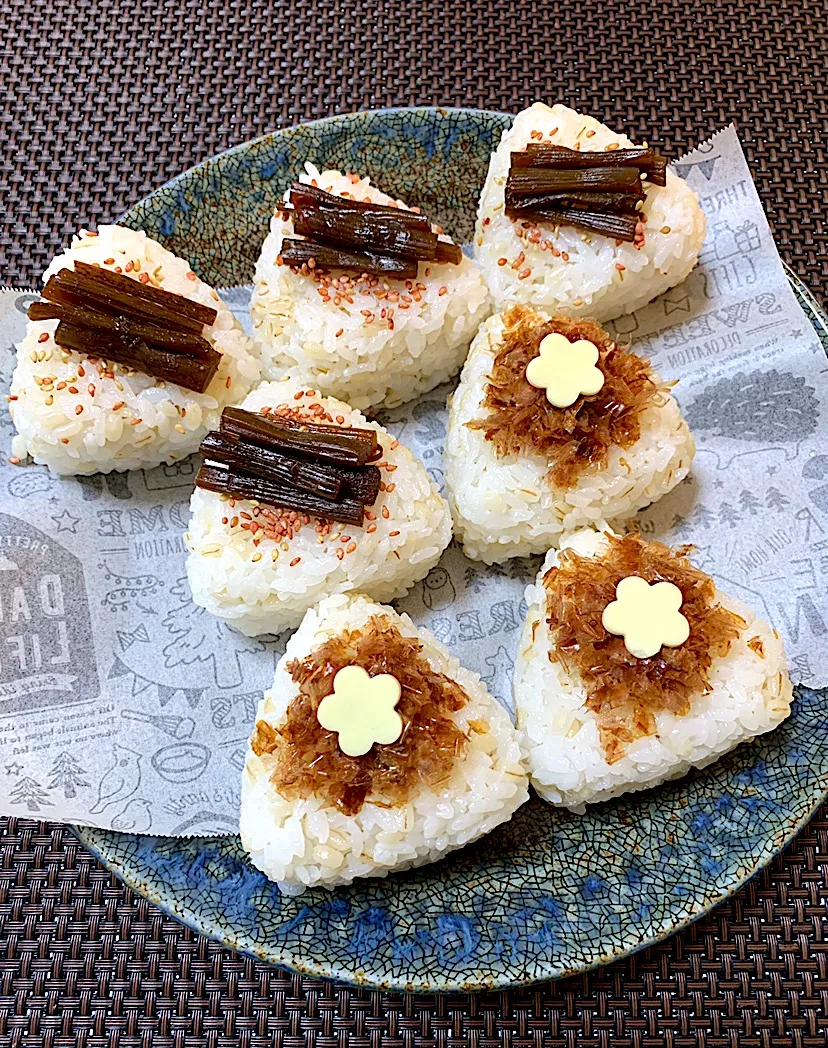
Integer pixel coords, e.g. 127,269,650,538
317,665,404,757
524,332,605,408
601,575,690,659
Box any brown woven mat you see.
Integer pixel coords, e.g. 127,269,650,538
2,0,828,1041
1,818,827,1044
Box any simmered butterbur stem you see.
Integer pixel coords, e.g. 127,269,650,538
507,166,643,197
523,208,640,242
196,463,366,527
53,322,221,394
434,240,463,265
512,144,668,185
288,183,434,228
200,431,345,500
221,407,380,467
292,205,439,260
28,300,214,356
278,238,417,280
505,190,642,216
50,261,217,334
201,431,381,505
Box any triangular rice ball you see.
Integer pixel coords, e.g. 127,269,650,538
186,379,452,635
515,529,793,811
241,594,529,892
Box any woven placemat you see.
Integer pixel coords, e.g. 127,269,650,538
1,817,827,1044
2,0,828,1042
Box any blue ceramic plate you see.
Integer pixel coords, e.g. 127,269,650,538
72,108,828,992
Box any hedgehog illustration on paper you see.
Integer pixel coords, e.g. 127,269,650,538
685,369,819,443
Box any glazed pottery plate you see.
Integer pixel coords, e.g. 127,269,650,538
72,108,828,992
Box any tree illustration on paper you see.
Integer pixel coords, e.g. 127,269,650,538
47,752,90,799
718,502,741,527
684,369,818,442
738,489,762,515
9,777,51,812
687,505,717,530
766,487,790,511
162,578,258,689
464,567,489,594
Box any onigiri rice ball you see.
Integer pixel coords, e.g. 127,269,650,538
240,592,529,893
444,307,694,563
475,103,706,321
185,378,452,635
249,163,491,412
515,528,793,811
9,225,260,475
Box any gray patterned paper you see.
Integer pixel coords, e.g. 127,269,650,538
1,126,826,836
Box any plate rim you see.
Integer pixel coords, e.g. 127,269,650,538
67,109,828,992
117,104,512,231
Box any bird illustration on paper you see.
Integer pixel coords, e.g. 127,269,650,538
89,744,143,814
111,798,153,833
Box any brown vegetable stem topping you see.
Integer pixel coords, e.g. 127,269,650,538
221,406,380,466
278,238,417,280
251,615,470,815
544,533,745,764
53,323,220,394
470,306,662,489
196,463,367,527
31,260,221,394
277,182,462,279
506,143,668,242
513,144,668,183
507,190,642,216
196,407,382,527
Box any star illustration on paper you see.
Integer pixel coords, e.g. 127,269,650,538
766,465,778,476
713,479,725,489
525,332,604,408
317,665,403,757
52,509,80,534
5,763,23,776
602,576,690,659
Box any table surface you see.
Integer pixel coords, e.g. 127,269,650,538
2,0,828,1043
